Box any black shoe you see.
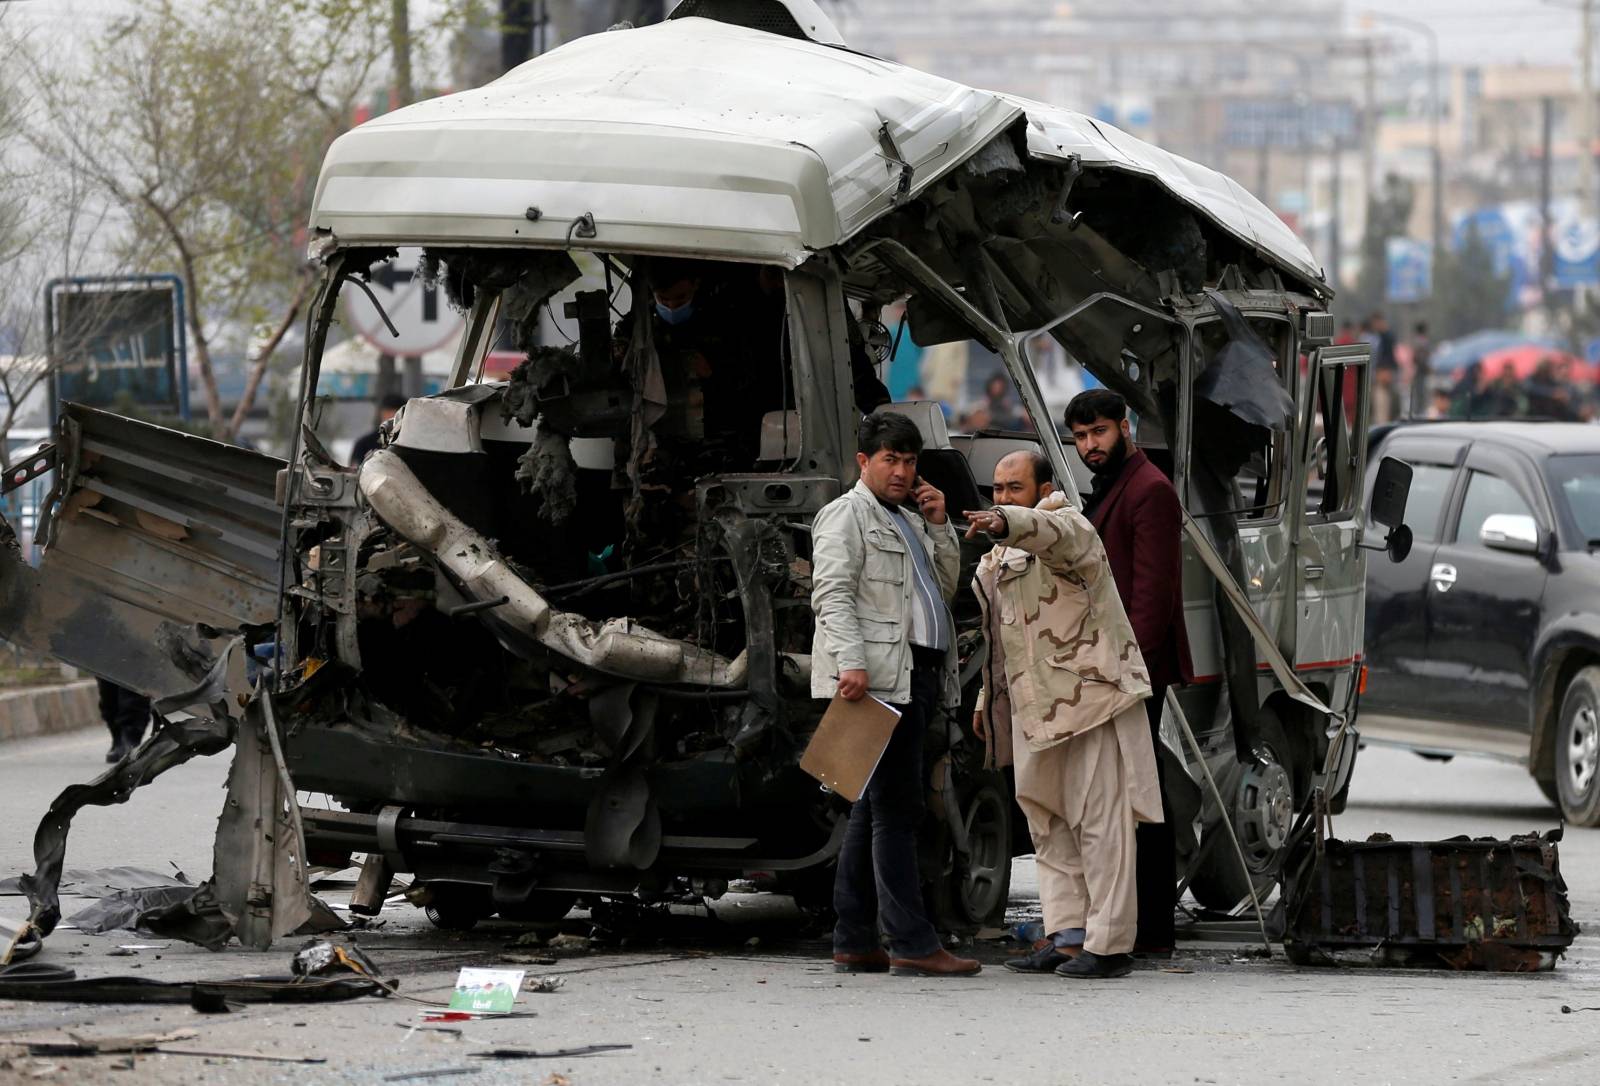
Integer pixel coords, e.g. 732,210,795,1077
1131,945,1173,961
1055,950,1133,979
1004,942,1079,974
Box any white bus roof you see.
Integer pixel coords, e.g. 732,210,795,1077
311,16,1322,287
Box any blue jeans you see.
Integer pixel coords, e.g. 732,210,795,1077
831,650,943,960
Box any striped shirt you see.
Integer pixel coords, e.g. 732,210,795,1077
883,503,952,653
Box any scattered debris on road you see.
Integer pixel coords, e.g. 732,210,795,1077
383,1066,477,1082
0,962,389,1005
471,1044,633,1060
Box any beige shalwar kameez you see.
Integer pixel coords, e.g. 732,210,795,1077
975,494,1161,958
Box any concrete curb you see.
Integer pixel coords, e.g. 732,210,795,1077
0,680,100,743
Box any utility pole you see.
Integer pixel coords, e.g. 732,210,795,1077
1584,0,1597,214
1329,139,1344,293
1328,34,1391,246
1542,96,1557,317
381,0,415,402
390,0,413,108
1363,12,1443,314
502,0,535,73
1360,37,1377,206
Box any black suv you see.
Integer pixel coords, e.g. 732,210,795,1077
1363,420,1600,824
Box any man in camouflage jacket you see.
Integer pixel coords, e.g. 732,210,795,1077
966,451,1162,979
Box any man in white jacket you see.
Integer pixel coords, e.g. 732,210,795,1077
810,411,979,978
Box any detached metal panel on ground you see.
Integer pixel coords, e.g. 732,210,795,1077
1282,830,1578,971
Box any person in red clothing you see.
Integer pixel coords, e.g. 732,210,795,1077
1065,389,1194,957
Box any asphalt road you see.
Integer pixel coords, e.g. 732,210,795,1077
1,727,1598,1085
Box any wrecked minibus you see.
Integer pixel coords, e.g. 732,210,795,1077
1,0,1410,950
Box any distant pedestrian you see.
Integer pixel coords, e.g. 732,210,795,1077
350,394,407,464
1365,312,1397,373
98,678,152,763
1408,322,1432,417
1066,389,1193,959
983,373,1023,431
1372,365,1402,426
809,411,980,978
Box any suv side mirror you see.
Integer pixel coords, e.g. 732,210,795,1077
1362,456,1414,562
1480,513,1541,555
1370,456,1412,528
1385,523,1413,563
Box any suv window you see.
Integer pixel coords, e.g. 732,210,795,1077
1547,454,1600,545
1454,471,1533,547
1379,462,1452,544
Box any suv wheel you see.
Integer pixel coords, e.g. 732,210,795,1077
1556,667,1600,826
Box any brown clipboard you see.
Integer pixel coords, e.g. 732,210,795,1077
799,694,903,802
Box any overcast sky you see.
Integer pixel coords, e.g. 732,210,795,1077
4,0,1583,76
1366,0,1576,67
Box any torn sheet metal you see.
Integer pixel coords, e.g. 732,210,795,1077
0,403,281,705
1281,830,1578,971
358,449,746,686
19,713,238,940
1014,100,1321,289
1195,290,1296,432
18,691,340,952
312,18,1321,288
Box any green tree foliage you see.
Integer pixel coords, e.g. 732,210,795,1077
1429,223,1513,341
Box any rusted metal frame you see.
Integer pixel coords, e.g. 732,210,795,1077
1,443,56,497
274,257,351,689
707,509,779,720
1283,833,1575,968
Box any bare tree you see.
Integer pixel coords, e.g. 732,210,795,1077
30,0,397,442
0,11,127,470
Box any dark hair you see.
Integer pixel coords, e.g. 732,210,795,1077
1006,449,1053,486
379,394,407,411
858,410,923,458
1063,389,1126,429
652,257,703,289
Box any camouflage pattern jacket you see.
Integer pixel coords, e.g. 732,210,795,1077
974,491,1152,758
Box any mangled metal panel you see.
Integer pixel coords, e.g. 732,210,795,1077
1005,93,1324,291
311,18,1324,295
0,404,283,702
311,18,1022,265
1281,831,1578,971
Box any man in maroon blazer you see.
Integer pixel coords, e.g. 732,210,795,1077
1065,389,1194,956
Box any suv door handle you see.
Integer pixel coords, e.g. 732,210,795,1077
1430,563,1457,592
